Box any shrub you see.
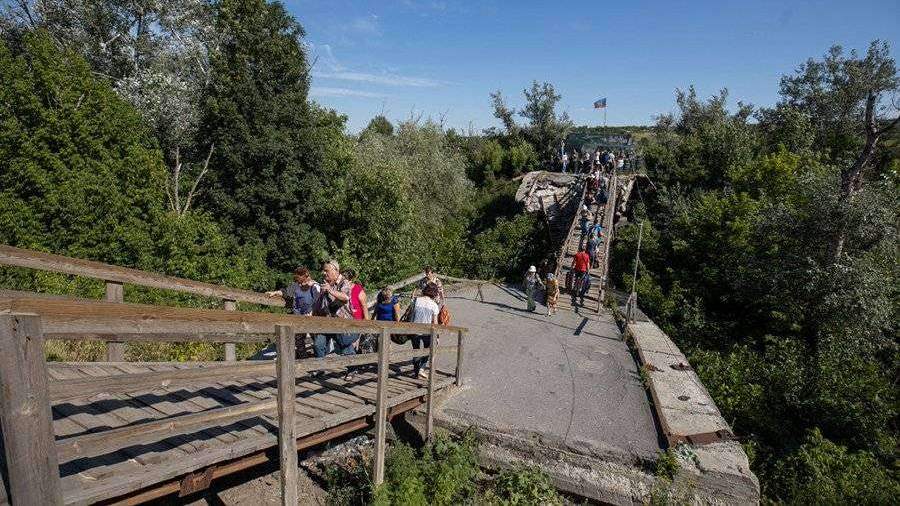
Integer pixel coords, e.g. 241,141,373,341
482,466,562,505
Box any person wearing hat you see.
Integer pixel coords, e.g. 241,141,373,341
523,265,545,312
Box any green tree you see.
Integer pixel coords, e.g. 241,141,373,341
362,114,394,137
490,81,573,168
199,0,352,272
0,31,163,265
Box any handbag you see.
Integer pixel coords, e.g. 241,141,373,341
391,297,417,345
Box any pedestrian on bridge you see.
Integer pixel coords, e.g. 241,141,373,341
416,266,445,306
545,273,559,316
410,283,441,378
311,260,359,377
374,288,401,321
578,207,592,248
571,245,591,306
523,265,544,312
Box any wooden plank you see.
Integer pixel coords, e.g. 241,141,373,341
455,329,465,386
48,347,453,403
0,315,64,505
1,295,467,338
276,325,298,506
105,282,126,361
426,327,437,440
223,300,237,361
0,244,280,307
373,329,390,485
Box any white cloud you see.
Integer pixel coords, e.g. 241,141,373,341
348,14,381,36
312,71,449,87
309,87,389,98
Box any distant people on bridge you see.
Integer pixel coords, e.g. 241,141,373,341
588,232,600,270
374,287,401,321
416,266,445,306
545,273,559,316
409,283,441,378
579,206,592,248
571,245,591,307
523,265,545,312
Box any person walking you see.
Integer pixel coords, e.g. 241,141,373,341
373,288,401,321
416,266,445,306
571,245,591,306
410,283,441,379
545,273,560,316
342,269,368,321
578,270,592,307
311,260,359,377
265,267,321,316
578,207,592,248
561,152,569,173
265,267,320,358
523,265,544,312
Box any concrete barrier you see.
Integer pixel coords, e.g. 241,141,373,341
625,320,760,504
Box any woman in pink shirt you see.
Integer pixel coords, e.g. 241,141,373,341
342,269,368,320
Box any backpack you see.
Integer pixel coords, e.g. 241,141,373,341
438,305,451,326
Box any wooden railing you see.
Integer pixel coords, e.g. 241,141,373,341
0,293,467,505
596,171,619,312
0,244,284,361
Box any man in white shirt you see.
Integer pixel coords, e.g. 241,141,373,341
411,283,440,378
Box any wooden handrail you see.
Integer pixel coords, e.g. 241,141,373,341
48,347,454,403
0,293,467,339
0,244,280,307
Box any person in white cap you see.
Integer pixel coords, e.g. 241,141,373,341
523,265,545,312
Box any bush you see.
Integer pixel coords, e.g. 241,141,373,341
768,429,900,504
482,467,562,505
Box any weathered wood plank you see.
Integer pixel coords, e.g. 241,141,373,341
48,347,454,403
0,315,63,505
0,244,280,306
276,325,298,506
223,300,237,361
105,282,126,361
373,329,390,485
426,327,437,440
1,295,466,338
455,329,465,386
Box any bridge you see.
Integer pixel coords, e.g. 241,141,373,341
0,170,759,505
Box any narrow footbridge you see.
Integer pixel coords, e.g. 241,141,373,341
0,246,467,505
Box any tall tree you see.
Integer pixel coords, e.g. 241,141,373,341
199,0,351,271
778,41,899,261
490,81,572,167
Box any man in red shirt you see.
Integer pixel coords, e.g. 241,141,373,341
571,245,591,306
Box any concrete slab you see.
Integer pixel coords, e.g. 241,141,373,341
436,283,661,462
630,321,685,356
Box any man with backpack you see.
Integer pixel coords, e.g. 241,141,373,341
266,266,321,316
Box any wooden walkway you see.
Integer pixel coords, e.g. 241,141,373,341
0,246,467,506
43,361,453,505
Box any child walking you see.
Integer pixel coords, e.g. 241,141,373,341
545,273,559,316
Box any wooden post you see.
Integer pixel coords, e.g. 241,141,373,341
275,325,297,506
455,329,465,386
224,299,237,361
425,327,437,441
105,281,125,361
373,328,390,486
0,315,63,505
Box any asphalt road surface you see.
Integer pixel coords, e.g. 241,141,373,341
434,283,661,462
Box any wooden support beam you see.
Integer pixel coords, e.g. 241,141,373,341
0,315,63,505
105,281,125,361
0,295,467,339
373,328,390,486
223,299,237,361
276,324,298,506
0,244,280,306
425,327,437,440
455,329,465,387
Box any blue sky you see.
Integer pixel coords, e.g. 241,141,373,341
286,0,900,133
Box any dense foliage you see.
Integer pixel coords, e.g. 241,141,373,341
611,44,899,503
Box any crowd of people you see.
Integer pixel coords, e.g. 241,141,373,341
559,147,629,175
264,263,448,380
524,148,620,314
